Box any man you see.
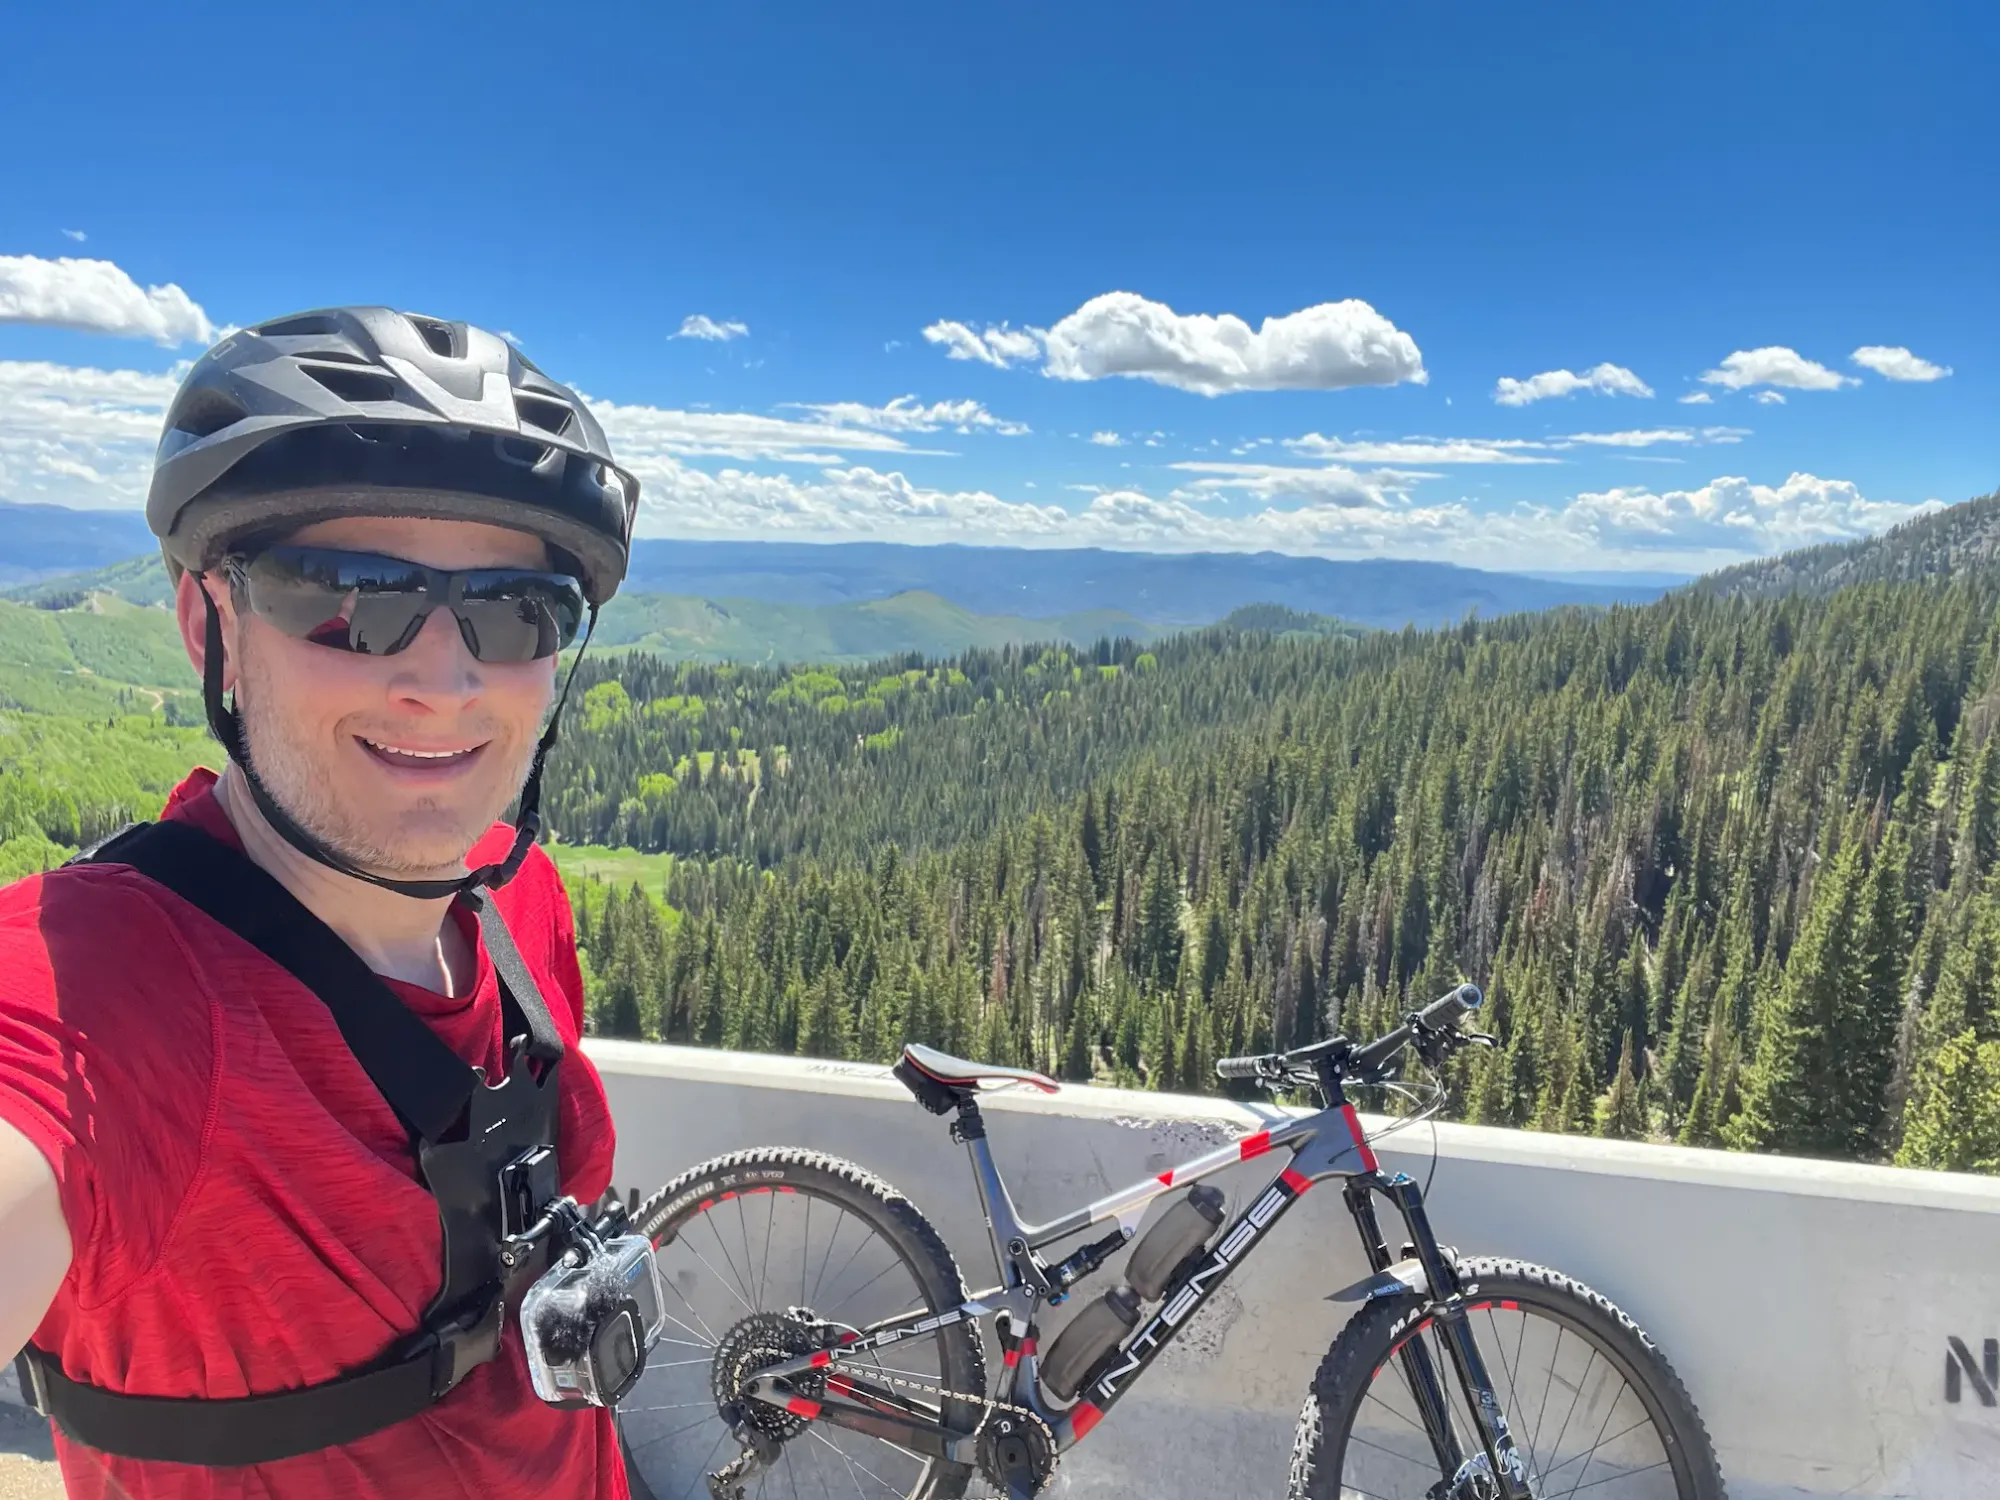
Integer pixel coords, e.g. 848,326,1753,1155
0,308,641,1497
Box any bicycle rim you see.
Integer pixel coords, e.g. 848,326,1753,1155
1336,1298,1694,1499
622,1181,963,1500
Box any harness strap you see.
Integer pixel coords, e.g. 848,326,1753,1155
18,1339,443,1469
17,819,570,1465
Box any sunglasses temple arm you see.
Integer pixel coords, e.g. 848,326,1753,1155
485,603,599,889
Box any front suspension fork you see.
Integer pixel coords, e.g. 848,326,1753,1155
1346,1176,1535,1499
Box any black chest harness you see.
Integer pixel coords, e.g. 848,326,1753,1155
15,820,570,1467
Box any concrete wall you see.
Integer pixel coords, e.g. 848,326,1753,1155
587,1039,2000,1500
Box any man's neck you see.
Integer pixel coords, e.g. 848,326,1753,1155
212,766,474,994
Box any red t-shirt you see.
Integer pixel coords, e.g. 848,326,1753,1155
0,769,628,1499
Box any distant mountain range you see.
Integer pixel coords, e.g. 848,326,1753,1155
0,502,1681,631
615,539,1675,629
1697,488,2000,600
0,501,156,586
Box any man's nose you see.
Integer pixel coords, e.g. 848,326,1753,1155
386,606,483,707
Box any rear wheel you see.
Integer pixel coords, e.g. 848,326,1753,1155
621,1148,986,1500
1289,1258,1725,1500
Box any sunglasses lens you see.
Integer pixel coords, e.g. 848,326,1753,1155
240,547,430,654
457,572,585,662
235,548,584,663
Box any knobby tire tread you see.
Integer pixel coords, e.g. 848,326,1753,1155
1288,1257,1725,1500
629,1146,987,1500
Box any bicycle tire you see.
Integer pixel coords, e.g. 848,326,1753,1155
624,1147,987,1500
1289,1257,1725,1500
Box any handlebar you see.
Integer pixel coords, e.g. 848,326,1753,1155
1214,983,1483,1086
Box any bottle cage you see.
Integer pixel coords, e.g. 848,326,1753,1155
15,821,570,1467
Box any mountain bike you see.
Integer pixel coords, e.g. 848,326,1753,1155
616,984,1725,1500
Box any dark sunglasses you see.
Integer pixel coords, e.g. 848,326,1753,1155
223,544,587,664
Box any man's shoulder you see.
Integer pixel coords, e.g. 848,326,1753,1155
0,861,215,1036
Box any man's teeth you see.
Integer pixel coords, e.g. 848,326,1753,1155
364,739,472,760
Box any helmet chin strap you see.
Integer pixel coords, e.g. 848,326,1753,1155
198,583,596,901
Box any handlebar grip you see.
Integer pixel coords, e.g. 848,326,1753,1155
1419,982,1482,1026
1214,1054,1267,1081
1350,984,1482,1076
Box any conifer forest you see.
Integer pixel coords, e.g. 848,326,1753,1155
549,569,2000,1176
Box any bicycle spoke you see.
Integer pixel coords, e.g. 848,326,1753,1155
810,1207,849,1307
1552,1391,1640,1499
1336,1294,1687,1500
1541,1346,1599,1480
706,1210,759,1314
677,1430,729,1500
1566,1458,1671,1494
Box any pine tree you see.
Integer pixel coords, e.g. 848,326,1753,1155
1895,1030,2000,1173
1678,1007,1737,1148
1594,1033,1648,1140
1728,840,1865,1156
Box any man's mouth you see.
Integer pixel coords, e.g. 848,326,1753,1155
356,736,487,771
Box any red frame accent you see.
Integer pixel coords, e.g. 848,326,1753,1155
1070,1401,1103,1439
1340,1103,1379,1173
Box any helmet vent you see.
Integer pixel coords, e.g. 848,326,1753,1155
514,393,576,438
497,436,551,468
172,388,247,441
255,313,341,339
302,363,400,403
407,316,460,359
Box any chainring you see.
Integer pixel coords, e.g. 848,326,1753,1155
975,1410,1056,1495
712,1312,826,1441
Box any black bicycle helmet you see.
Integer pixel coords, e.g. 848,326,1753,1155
148,307,638,604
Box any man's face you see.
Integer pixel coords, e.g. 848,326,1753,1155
177,515,560,877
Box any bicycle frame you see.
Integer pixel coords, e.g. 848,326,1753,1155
739,1073,1536,1498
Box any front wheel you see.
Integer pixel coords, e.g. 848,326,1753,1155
1289,1257,1725,1500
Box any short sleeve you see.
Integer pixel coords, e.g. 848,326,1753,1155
0,871,215,1307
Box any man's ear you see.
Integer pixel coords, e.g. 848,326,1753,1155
175,567,237,693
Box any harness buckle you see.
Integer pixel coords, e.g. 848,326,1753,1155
414,1292,506,1398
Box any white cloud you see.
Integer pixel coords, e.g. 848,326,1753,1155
1677,392,1714,405
920,320,1046,368
60,229,86,243
673,314,749,342
1040,291,1425,396
1700,347,1856,392
1562,472,1933,557
1285,433,1554,465
1280,427,1744,464
0,358,179,506
1851,345,1952,382
1089,430,1123,447
1493,363,1653,407
612,440,1932,572
1169,461,1425,507
782,395,1029,437
586,395,951,465
0,254,214,346
1751,390,1787,405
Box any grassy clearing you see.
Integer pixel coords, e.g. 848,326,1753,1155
545,840,679,918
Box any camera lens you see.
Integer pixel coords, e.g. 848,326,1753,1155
590,1302,646,1404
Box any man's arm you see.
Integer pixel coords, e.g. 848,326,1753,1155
0,1119,72,1361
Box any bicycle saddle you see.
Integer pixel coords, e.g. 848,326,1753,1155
898,1043,1060,1095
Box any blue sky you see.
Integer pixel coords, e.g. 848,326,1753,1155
1,2,1993,574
